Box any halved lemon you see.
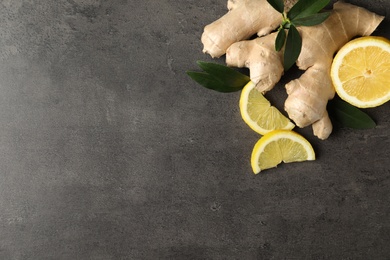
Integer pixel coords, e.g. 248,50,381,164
239,81,295,135
331,36,390,108
251,130,315,174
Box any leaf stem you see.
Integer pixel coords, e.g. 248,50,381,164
269,0,331,71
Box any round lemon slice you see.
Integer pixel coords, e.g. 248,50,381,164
239,81,295,135
251,130,315,174
331,36,390,108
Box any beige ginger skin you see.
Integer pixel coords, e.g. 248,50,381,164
201,0,298,58
201,1,384,139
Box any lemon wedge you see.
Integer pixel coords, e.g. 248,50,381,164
239,81,295,135
251,130,315,174
331,36,390,108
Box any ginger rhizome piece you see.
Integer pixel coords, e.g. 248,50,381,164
201,0,298,58
226,32,284,92
201,1,384,139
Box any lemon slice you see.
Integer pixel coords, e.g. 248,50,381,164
251,130,315,174
240,81,295,135
331,36,390,108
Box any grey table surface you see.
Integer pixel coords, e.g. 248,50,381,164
0,0,389,259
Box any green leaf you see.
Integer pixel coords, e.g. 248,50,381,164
267,0,284,14
196,61,250,88
187,71,237,93
275,29,286,51
292,12,331,27
186,61,250,93
283,25,302,71
288,0,330,20
328,98,376,129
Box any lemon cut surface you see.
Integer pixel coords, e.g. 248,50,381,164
239,81,294,135
331,36,390,108
251,130,315,174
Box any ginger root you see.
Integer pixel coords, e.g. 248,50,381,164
201,1,384,139
201,0,298,58
226,32,284,92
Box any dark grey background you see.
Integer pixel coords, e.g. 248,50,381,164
0,0,389,259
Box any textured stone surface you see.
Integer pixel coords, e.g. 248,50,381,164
0,0,389,259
